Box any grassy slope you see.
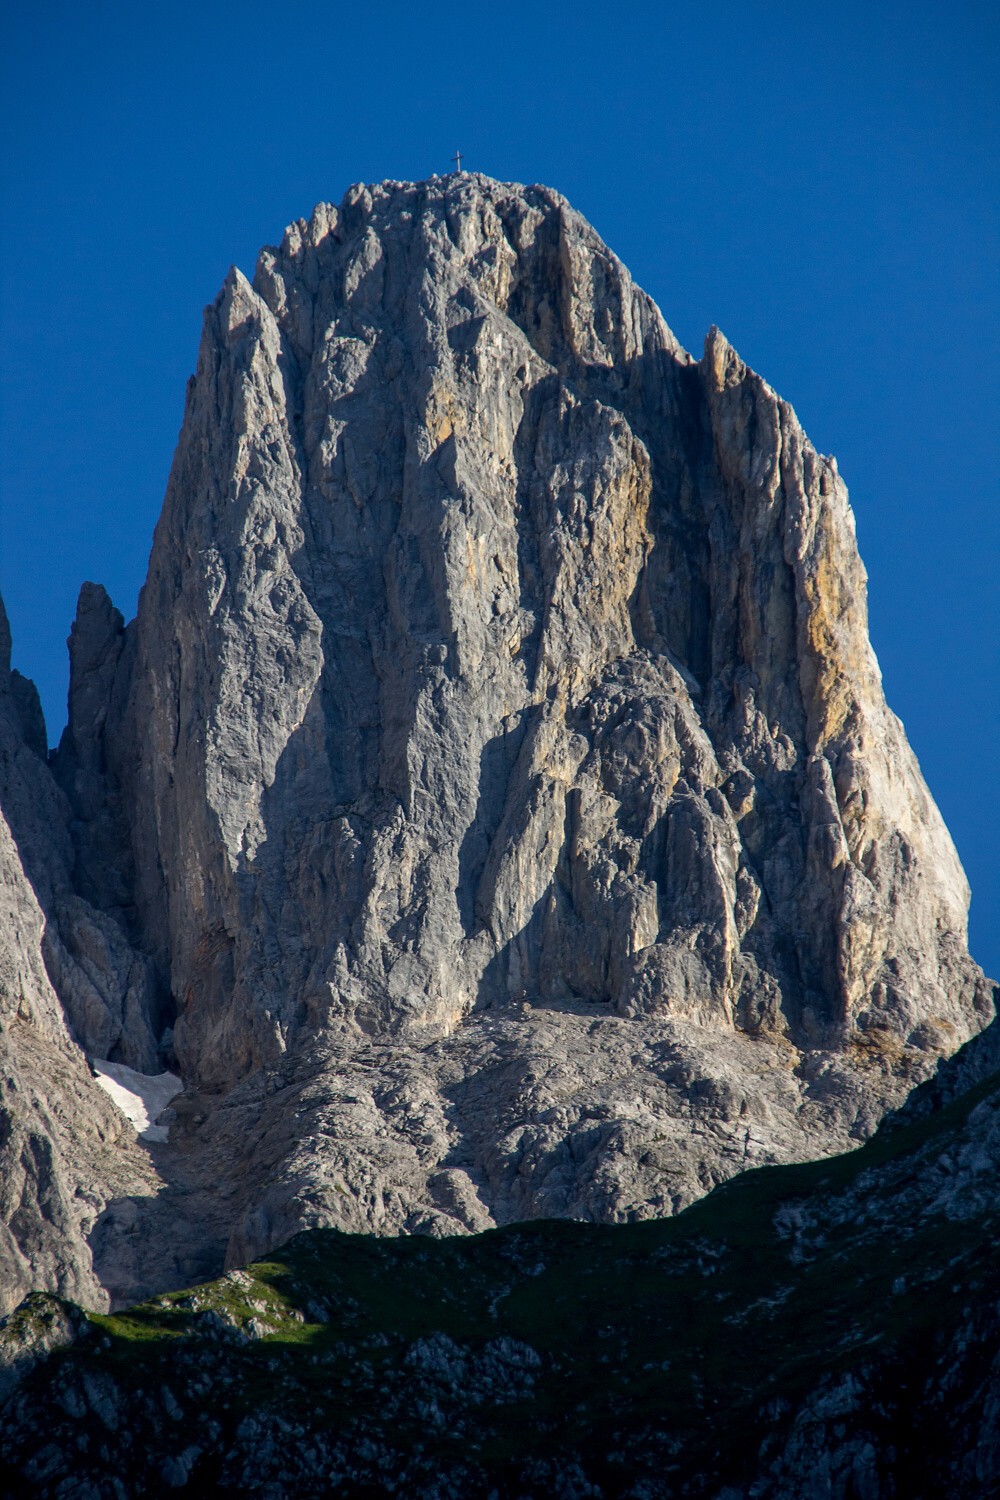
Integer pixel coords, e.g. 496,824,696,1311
2,1066,998,1496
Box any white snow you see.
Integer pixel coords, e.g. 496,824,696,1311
91,1059,183,1143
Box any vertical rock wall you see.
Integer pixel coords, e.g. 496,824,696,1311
0,176,992,1302
92,176,987,1090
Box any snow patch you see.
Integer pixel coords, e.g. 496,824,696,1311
92,1059,183,1143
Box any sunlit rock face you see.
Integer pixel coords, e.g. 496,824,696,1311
1,175,992,1304
107,175,987,1074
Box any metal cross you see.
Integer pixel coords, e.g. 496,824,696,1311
452,150,463,174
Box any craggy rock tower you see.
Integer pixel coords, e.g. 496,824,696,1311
0,175,992,1309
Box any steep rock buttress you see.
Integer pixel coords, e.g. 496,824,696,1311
1,175,993,1302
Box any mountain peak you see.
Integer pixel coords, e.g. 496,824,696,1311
0,178,992,1308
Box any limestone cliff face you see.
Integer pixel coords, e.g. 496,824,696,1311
104,175,986,1082
0,175,993,1304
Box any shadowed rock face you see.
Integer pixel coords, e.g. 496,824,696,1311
0,175,993,1304
0,602,161,1315
4,1017,1000,1498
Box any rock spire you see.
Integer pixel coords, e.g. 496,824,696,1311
0,175,993,1303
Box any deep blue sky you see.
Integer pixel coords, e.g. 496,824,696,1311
2,2,997,976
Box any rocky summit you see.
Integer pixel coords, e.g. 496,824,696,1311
0,174,993,1316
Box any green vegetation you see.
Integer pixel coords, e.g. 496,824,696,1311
2,1065,997,1496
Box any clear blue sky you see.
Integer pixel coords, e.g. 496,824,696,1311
1,1,997,977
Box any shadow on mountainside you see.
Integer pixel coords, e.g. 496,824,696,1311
8,1021,1000,1497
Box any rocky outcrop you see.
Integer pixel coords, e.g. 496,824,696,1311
3,1016,998,1498
0,594,161,1077
0,603,161,1313
0,174,993,1307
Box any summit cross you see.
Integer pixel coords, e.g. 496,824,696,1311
452,150,463,173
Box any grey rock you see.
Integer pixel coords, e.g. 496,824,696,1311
0,592,161,1077
0,600,162,1312
0,175,994,1308
83,175,993,1284
0,1291,87,1405
0,787,158,1312
53,582,137,915
3,1014,998,1495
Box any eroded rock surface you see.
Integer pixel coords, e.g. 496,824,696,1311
0,603,161,1313
0,174,993,1306
3,1017,998,1499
